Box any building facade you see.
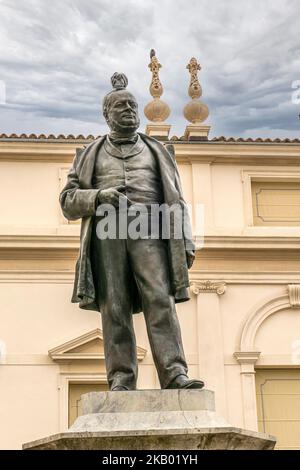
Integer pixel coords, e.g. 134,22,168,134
1,133,300,449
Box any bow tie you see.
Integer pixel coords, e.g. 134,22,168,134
109,135,138,145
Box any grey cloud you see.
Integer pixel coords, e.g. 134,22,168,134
0,0,299,137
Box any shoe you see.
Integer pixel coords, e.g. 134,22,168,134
111,385,128,391
166,374,205,390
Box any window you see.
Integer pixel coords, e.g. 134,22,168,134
252,181,300,226
68,382,109,427
256,369,300,449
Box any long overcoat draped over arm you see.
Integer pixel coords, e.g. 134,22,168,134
59,133,195,313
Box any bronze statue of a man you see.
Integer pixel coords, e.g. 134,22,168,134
60,73,204,391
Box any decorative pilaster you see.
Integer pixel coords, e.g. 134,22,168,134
288,284,300,307
183,57,210,140
144,50,171,140
190,280,226,296
234,351,261,431
191,280,227,417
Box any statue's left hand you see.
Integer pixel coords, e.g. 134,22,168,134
186,250,195,269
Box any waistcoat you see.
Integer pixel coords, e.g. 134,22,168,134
92,135,164,205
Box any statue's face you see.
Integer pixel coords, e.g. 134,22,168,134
105,91,140,134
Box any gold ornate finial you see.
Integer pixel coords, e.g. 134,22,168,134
148,49,163,98
144,50,170,123
183,57,209,124
186,57,202,99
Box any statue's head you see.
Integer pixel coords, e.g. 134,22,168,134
103,73,140,134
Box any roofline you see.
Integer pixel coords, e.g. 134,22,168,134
0,133,300,145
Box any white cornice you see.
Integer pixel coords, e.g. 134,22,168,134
0,234,80,250
1,140,300,164
189,273,300,284
48,328,103,356
48,328,147,363
0,270,75,282
0,234,300,251
233,351,261,365
174,142,300,165
196,235,300,250
0,141,84,163
2,270,300,284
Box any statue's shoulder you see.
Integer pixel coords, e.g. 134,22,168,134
139,132,163,147
139,133,176,164
139,132,173,152
84,135,107,152
75,135,107,162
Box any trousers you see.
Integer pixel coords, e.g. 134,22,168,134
90,218,188,389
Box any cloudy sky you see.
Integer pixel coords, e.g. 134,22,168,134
0,0,299,138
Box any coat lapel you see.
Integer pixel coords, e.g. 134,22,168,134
139,133,179,204
78,136,106,188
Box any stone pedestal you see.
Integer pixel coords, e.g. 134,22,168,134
184,124,211,140
23,389,276,450
145,123,171,140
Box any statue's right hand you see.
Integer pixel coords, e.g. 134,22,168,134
97,186,130,208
